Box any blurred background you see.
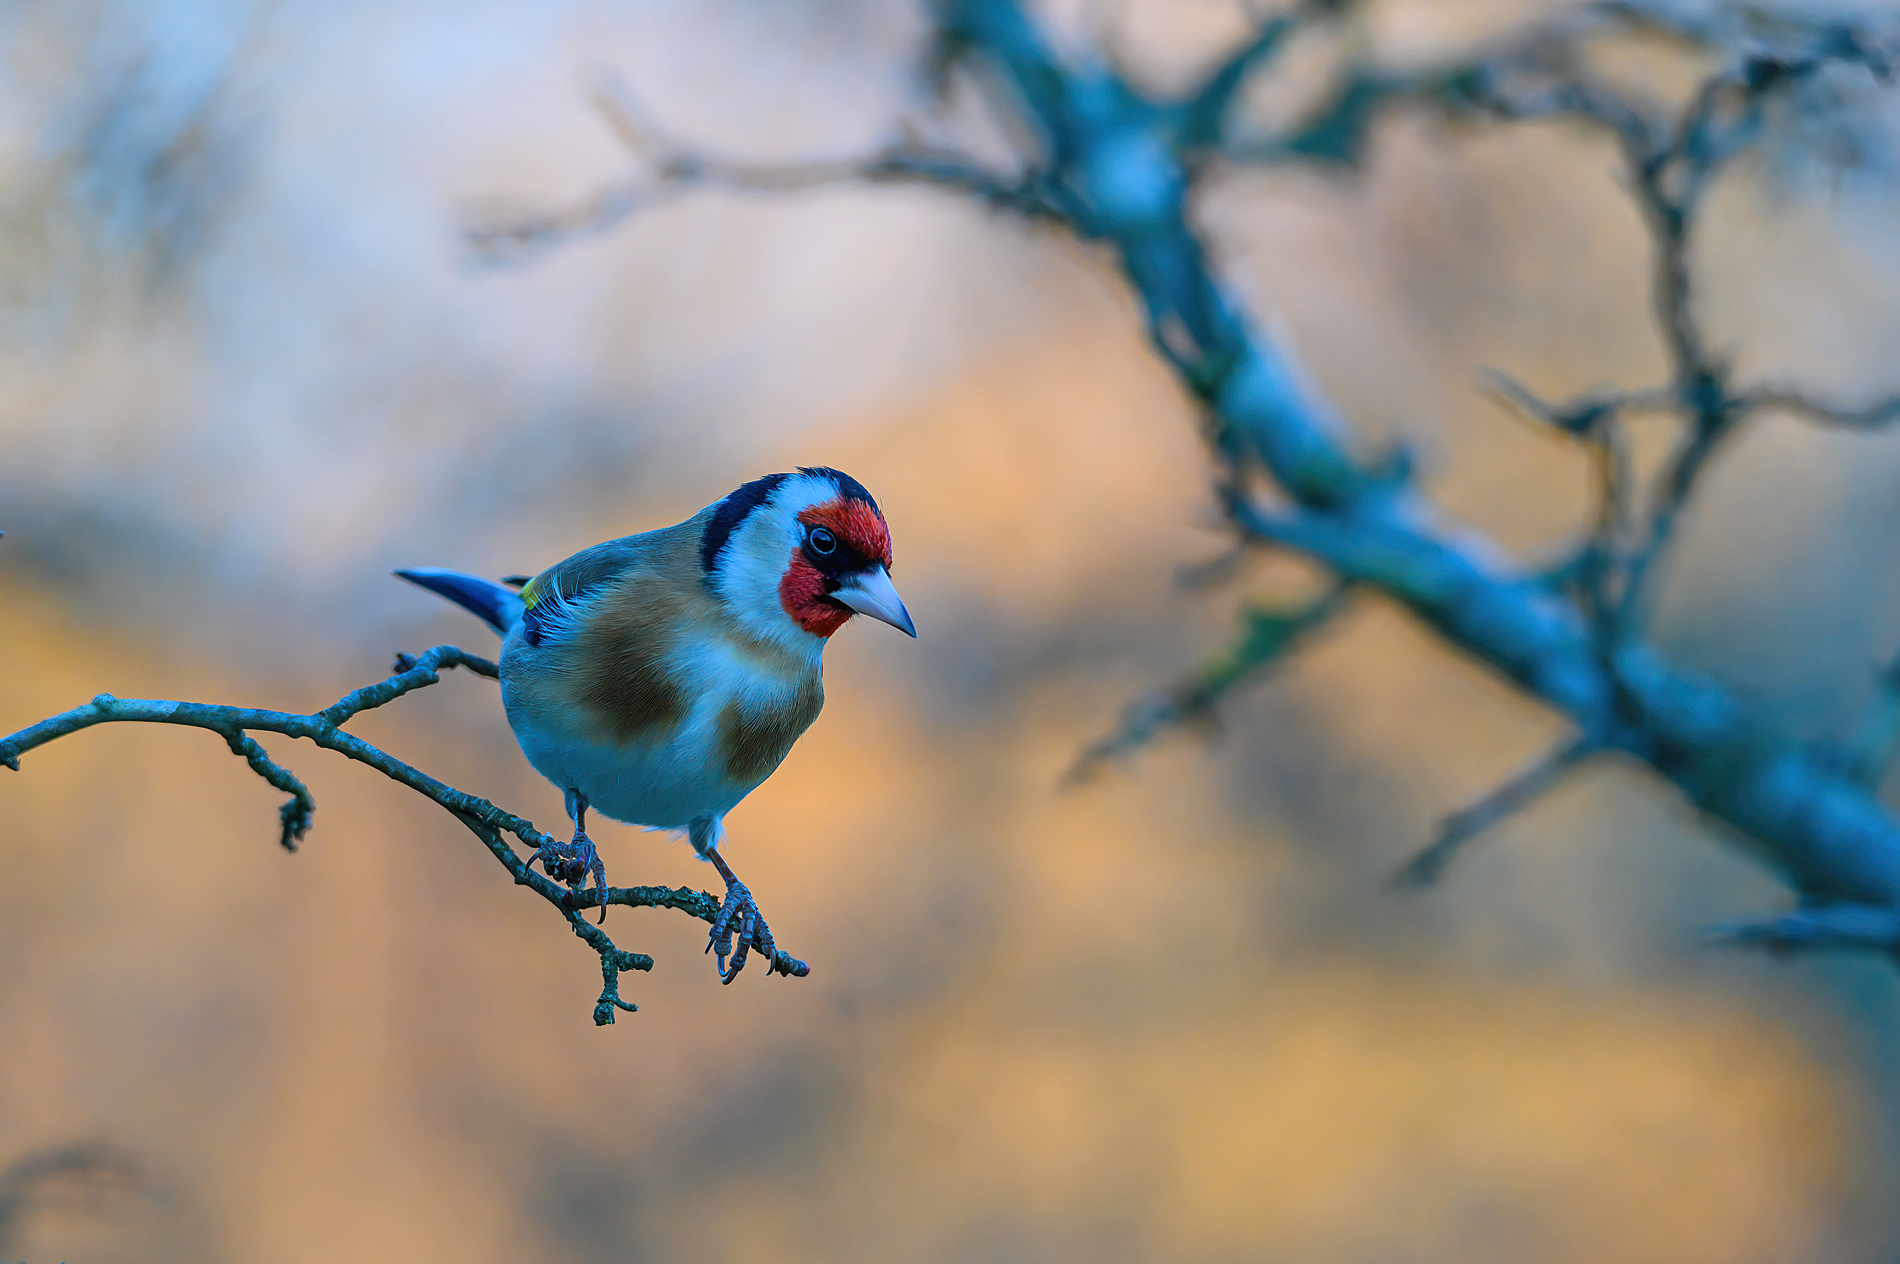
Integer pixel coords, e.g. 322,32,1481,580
7,0,1900,1260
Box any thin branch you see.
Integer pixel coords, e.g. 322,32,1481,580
1481,369,1652,640
1581,411,1633,649
589,70,673,166
1739,384,1900,430
0,644,806,1022
223,729,313,851
1176,3,1317,150
1389,735,1599,888
466,133,1066,264
1705,901,1900,955
1066,584,1350,783
1480,369,1676,436
1613,401,1736,635
1478,372,1656,607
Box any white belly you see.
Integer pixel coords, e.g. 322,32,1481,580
508,707,747,828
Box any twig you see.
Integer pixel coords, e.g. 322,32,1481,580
0,645,796,1023
223,729,314,850
1613,402,1736,635
1066,584,1350,784
1480,369,1674,436
1175,2,1318,151
1739,385,1900,430
467,131,1066,264
1706,901,1900,955
1389,736,1599,888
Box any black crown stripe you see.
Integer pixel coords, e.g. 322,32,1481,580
699,471,791,575
700,468,880,576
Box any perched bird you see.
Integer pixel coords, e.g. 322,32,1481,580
397,466,915,981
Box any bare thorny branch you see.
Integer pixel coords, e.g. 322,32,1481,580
460,0,1900,957
465,71,1068,264
0,645,804,1023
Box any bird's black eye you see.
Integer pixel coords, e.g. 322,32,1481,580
808,526,836,555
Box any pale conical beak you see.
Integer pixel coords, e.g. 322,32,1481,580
832,566,916,637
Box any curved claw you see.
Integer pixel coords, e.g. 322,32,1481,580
707,878,788,984
586,844,608,925
723,938,751,984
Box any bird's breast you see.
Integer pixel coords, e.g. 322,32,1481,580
712,670,825,787
500,603,824,827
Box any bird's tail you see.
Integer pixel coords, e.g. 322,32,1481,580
394,568,525,636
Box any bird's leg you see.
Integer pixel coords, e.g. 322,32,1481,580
704,848,767,983
702,847,808,984
527,790,609,923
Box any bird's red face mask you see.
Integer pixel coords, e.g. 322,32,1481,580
780,498,912,638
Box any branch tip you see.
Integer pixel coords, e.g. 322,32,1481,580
1067,585,1349,785
1389,738,1597,889
1704,903,1900,955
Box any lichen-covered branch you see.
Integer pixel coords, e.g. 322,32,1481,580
0,644,796,1022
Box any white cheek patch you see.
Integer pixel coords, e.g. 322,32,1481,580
712,472,837,653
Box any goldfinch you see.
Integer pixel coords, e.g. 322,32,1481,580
396,467,914,981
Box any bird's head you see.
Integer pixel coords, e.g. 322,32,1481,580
700,466,916,649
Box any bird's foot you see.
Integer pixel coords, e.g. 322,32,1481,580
529,832,609,924
705,879,810,984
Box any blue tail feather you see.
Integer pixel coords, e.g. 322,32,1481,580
395,568,525,636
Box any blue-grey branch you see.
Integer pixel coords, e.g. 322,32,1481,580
0,644,793,1021
927,0,1900,943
